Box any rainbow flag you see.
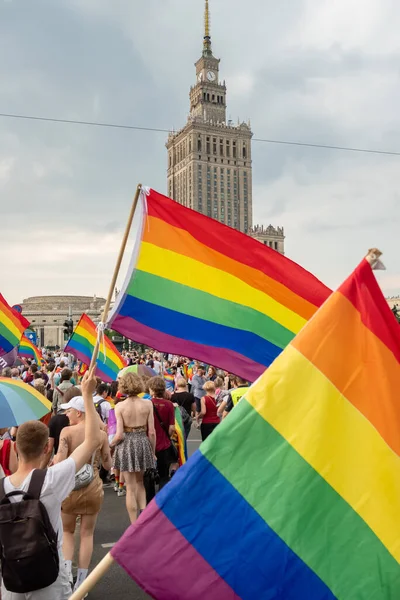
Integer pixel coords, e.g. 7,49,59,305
174,406,187,466
64,314,125,383
164,370,175,391
111,257,400,599
18,335,43,364
0,294,30,356
77,361,88,377
184,361,195,381
108,188,331,382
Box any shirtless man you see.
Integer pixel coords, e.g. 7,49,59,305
111,373,156,523
54,395,112,592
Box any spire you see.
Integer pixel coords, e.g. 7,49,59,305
203,0,212,57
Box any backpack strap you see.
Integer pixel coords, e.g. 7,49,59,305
27,469,47,500
0,478,6,503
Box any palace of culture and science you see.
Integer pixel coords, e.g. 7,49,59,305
166,0,285,253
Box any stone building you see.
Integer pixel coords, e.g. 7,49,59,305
21,295,106,348
166,0,285,253
251,224,285,254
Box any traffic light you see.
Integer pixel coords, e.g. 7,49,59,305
63,319,74,338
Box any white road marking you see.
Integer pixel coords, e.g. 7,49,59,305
101,543,116,548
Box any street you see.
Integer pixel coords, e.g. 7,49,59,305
86,431,202,598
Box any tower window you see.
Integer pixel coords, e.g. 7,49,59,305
212,94,215,102
197,136,202,152
233,142,237,158
243,146,247,159
226,140,230,157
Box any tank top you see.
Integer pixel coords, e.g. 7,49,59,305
202,396,220,424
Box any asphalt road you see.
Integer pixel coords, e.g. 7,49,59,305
84,429,202,599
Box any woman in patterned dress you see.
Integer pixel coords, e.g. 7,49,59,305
111,373,156,523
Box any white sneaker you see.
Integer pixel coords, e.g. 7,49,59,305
117,488,126,497
114,482,119,492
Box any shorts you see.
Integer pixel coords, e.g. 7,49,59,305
62,473,104,515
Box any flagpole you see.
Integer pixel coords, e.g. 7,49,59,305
89,183,142,371
69,552,114,600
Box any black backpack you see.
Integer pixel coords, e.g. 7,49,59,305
95,398,106,422
0,470,59,593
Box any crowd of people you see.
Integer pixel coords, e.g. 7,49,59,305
0,348,250,598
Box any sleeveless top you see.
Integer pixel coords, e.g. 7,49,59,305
202,396,220,424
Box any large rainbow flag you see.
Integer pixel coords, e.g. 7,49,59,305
111,257,400,599
0,294,30,356
18,335,43,364
108,188,331,382
64,314,125,383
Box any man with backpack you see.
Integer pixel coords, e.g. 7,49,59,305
0,368,101,599
93,383,111,424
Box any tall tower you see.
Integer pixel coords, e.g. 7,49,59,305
166,0,253,233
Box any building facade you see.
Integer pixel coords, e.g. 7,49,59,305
251,224,285,254
166,0,253,234
21,295,106,348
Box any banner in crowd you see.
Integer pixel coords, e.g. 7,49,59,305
108,188,331,382
64,314,125,383
0,294,30,357
110,257,400,599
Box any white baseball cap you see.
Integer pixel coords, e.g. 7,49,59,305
60,397,86,413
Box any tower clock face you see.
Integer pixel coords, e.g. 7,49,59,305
207,70,216,82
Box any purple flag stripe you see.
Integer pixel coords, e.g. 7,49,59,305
111,500,239,600
112,314,266,382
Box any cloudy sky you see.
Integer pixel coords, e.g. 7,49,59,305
1,0,400,305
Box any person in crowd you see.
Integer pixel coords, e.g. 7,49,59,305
110,392,128,497
171,378,195,439
33,377,46,397
206,366,217,382
199,381,220,441
9,367,20,380
45,387,82,465
0,429,17,477
1,369,101,599
214,376,229,407
219,376,251,417
148,376,176,489
54,393,112,593
111,373,156,522
93,383,112,424
1,367,12,378
191,366,207,413
23,363,38,385
52,368,74,414
153,353,162,375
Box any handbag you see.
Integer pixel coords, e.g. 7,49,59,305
153,404,179,462
74,454,95,491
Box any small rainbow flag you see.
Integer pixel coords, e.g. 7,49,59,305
164,370,175,391
110,257,400,599
108,188,331,382
174,406,187,467
18,335,43,364
64,314,125,383
0,294,30,356
77,361,88,377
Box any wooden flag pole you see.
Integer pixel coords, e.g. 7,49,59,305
69,552,115,599
89,183,143,371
